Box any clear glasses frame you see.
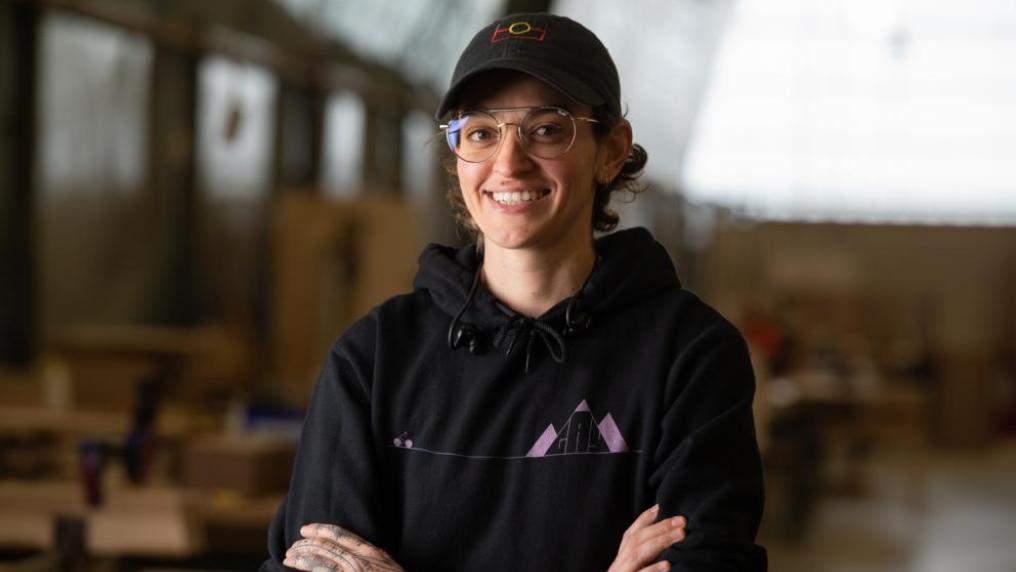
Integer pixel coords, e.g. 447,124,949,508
439,105,599,163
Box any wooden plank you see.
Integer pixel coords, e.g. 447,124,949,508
0,405,195,436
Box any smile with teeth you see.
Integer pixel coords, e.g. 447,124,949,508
487,189,550,205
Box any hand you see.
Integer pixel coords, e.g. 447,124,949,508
607,505,687,572
283,523,405,572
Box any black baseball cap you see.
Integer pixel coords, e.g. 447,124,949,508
436,13,621,120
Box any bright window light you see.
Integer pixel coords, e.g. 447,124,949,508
197,56,278,200
320,90,366,197
38,13,151,195
683,0,1016,225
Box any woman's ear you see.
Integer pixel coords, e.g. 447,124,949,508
598,120,634,183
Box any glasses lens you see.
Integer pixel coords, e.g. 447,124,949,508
444,107,578,162
522,108,576,159
447,112,500,162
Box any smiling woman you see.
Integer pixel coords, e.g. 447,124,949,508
448,73,621,288
263,12,766,572
442,75,649,246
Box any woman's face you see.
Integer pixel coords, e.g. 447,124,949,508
454,72,614,255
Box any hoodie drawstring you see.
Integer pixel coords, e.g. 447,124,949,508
447,265,483,354
492,316,567,373
446,256,598,371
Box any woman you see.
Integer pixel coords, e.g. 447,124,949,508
264,12,766,572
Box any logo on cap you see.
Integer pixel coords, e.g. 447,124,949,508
491,20,547,43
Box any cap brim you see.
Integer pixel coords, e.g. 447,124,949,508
435,59,606,120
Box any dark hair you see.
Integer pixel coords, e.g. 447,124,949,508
443,106,648,239
590,107,648,232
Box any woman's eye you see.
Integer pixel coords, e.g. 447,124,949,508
530,123,564,139
466,127,498,143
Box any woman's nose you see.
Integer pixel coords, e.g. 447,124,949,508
491,125,534,177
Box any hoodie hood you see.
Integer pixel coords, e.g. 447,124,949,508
412,227,680,369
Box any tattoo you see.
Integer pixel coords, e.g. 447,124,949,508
290,529,403,572
347,556,402,572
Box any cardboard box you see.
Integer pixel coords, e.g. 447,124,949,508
183,436,295,496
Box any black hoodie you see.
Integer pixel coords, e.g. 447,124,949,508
262,227,766,571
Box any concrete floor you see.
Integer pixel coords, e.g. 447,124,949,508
762,440,1016,572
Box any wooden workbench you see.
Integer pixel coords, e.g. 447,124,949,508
0,479,280,557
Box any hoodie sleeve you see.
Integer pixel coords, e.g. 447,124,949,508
650,326,768,571
260,324,394,571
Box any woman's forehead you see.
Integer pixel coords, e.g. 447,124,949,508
456,70,587,113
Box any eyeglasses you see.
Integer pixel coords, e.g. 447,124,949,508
440,106,599,163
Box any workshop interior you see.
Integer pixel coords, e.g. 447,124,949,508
1,0,1015,570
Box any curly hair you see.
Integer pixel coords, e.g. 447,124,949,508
443,106,648,239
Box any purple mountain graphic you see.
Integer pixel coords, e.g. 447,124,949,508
526,399,631,457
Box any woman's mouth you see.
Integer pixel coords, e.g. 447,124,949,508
486,189,551,205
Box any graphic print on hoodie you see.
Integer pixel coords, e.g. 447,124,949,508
389,398,636,459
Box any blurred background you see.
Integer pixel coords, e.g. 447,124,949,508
1,0,1015,570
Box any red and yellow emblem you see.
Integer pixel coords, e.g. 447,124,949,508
491,20,547,43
